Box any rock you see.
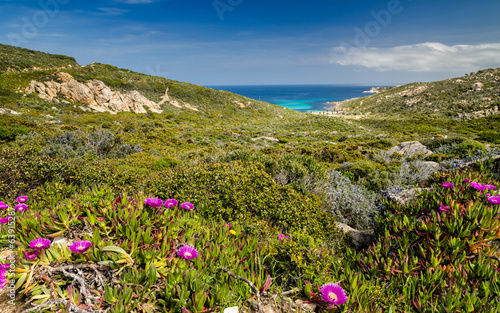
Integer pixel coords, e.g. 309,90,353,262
490,156,500,179
335,222,375,249
388,188,433,206
25,72,164,114
251,137,279,142
454,105,500,120
386,141,433,158
415,161,440,180
294,299,317,312
472,82,483,91
223,307,238,313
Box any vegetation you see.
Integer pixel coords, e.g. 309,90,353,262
1,44,500,312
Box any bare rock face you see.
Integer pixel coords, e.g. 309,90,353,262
25,72,165,114
386,141,433,158
454,105,500,120
335,222,375,249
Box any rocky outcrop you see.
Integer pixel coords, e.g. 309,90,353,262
25,71,198,114
388,188,433,206
472,82,484,91
386,141,433,158
335,222,375,249
454,105,500,120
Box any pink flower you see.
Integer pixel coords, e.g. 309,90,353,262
181,202,194,210
15,204,28,212
29,238,51,250
463,179,470,183
439,206,450,212
164,199,178,208
0,201,8,210
25,250,40,260
320,283,348,306
470,182,486,191
442,182,454,188
177,246,198,260
69,241,92,254
484,184,497,191
0,216,11,224
488,196,500,204
16,196,28,203
278,233,289,241
144,197,163,208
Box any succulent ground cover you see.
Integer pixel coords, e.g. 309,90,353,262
1,158,500,312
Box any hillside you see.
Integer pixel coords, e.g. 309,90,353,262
341,68,500,118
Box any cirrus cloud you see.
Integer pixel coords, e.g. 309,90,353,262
332,42,500,72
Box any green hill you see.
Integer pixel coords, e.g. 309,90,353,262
342,68,500,117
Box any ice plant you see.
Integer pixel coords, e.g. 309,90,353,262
439,206,450,212
164,199,178,208
15,203,28,212
144,197,163,208
484,184,498,191
181,202,194,210
470,182,486,191
278,233,289,241
320,283,348,306
442,182,454,188
0,201,8,210
69,240,92,254
177,246,198,260
25,250,40,260
488,196,500,204
1,264,9,270
0,216,10,224
16,196,28,203
29,238,51,250
463,179,470,183
0,268,7,290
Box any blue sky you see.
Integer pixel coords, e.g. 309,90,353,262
1,0,499,85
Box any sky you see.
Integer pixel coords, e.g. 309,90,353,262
1,0,499,86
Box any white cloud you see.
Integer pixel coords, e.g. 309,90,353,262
97,7,128,15
332,42,500,72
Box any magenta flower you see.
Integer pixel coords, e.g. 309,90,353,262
15,203,28,212
484,184,498,191
1,263,9,270
29,238,51,250
320,283,348,306
145,197,164,208
0,268,7,290
470,182,486,191
181,202,194,210
439,206,450,212
177,246,198,260
488,196,500,204
0,201,8,210
16,196,28,203
0,216,11,224
278,233,289,241
442,182,454,188
164,199,178,208
463,179,470,183
68,240,92,254
25,250,40,260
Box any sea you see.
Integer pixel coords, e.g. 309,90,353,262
206,85,386,113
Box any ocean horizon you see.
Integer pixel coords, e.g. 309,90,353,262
206,84,394,113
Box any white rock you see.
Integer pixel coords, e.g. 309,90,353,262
223,307,238,313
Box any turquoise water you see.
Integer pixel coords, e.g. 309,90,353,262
206,85,386,113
